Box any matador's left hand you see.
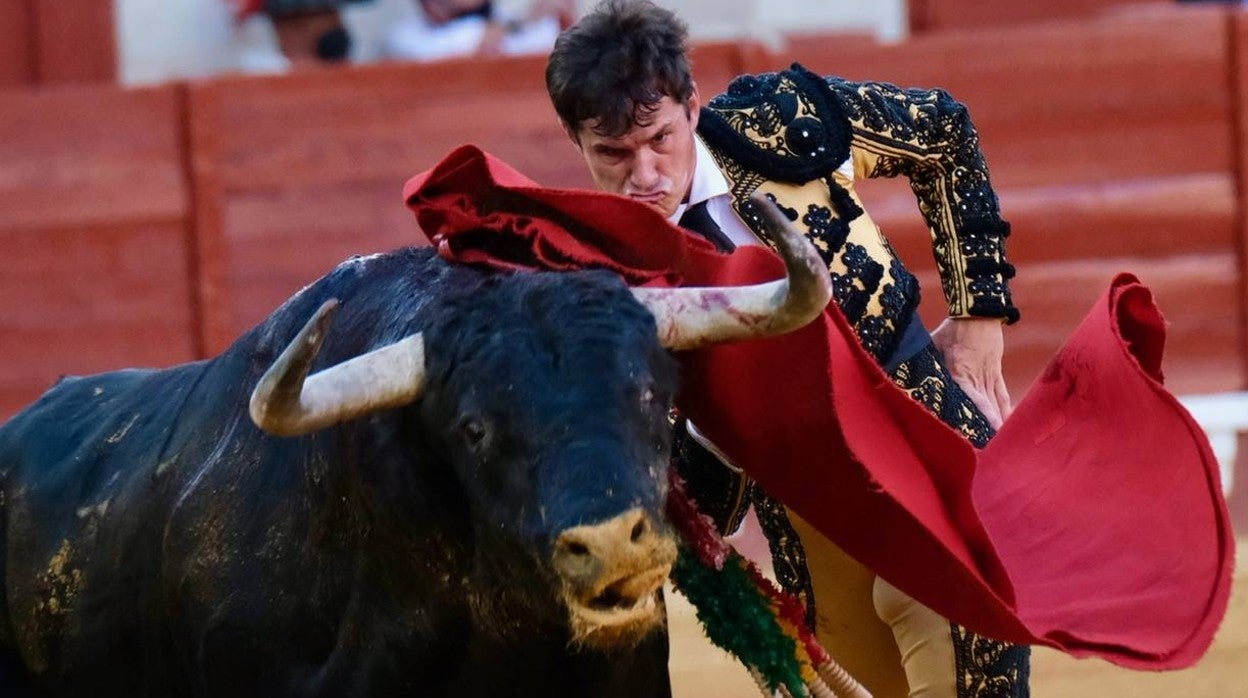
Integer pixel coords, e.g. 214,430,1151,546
930,317,1012,429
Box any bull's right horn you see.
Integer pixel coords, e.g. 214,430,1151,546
249,299,427,437
632,194,833,350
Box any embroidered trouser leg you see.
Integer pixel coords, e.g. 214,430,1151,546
880,344,1030,697
780,491,1030,698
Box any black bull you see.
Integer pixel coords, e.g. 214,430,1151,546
0,201,829,697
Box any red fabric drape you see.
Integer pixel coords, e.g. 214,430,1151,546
404,144,1234,669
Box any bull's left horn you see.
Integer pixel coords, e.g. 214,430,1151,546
632,194,833,350
249,299,427,436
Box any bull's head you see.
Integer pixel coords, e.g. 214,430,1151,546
247,196,830,649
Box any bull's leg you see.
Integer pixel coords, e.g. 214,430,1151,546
0,475,33,696
285,624,455,698
444,629,672,698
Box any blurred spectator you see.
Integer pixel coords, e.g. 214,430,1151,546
231,0,371,72
382,0,574,62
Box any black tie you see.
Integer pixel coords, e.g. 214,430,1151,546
678,200,736,252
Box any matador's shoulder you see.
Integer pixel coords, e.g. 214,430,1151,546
698,63,851,184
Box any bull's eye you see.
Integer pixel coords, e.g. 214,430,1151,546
461,418,488,448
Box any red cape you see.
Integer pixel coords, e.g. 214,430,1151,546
404,144,1234,669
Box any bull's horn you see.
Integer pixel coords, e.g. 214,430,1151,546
632,194,833,350
249,299,427,436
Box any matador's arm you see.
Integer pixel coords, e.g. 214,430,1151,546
827,78,1018,325
828,78,1017,425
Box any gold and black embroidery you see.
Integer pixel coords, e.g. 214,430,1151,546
703,64,1018,326
699,63,1019,369
951,624,1032,698
889,344,994,447
727,188,920,365
827,77,1018,323
749,486,817,630
699,68,851,183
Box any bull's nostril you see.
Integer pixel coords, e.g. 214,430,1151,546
564,541,590,557
630,518,647,543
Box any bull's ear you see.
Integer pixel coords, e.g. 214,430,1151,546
250,300,428,437
631,195,832,350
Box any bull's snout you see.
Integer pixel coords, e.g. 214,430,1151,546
552,508,677,648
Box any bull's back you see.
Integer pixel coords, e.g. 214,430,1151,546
0,363,209,687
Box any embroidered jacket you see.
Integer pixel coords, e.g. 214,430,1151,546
697,63,1018,366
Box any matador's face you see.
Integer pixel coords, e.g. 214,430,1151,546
570,93,701,220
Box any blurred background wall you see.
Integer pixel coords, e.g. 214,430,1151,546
108,0,908,85
2,0,1245,490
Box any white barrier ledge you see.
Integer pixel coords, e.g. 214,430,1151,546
1178,391,1248,496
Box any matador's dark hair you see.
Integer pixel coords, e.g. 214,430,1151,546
545,0,694,140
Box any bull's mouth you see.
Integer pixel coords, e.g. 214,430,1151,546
564,565,671,650
551,509,677,650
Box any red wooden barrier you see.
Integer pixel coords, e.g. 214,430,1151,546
0,1,34,87
187,56,579,353
30,0,117,84
908,0,1166,34
1233,10,1248,395
0,84,196,420
0,0,116,87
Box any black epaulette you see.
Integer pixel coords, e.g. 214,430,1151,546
698,63,851,184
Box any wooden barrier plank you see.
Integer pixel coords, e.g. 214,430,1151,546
30,0,117,83
188,59,567,350
220,184,418,336
861,173,1238,266
1233,10,1248,392
0,84,195,421
911,0,1165,34
0,85,186,230
185,81,235,358
0,0,34,87
909,253,1243,397
194,56,582,193
0,221,199,419
689,41,751,100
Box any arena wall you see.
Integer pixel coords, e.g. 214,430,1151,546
1,2,1244,439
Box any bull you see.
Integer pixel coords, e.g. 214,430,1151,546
0,199,829,697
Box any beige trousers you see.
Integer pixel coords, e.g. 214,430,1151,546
788,511,958,698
